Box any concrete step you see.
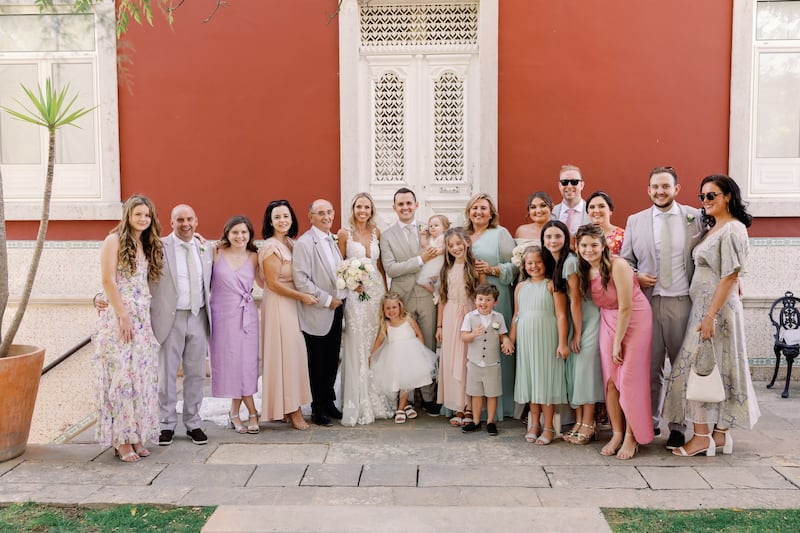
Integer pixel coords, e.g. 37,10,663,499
201,505,611,533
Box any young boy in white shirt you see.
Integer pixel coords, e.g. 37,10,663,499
460,284,515,435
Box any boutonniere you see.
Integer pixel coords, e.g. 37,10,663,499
330,233,338,243
418,224,427,233
686,214,695,225
491,321,500,331
199,244,207,253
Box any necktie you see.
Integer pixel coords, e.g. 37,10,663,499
404,224,418,248
660,213,672,289
565,208,575,234
183,242,201,315
326,236,340,270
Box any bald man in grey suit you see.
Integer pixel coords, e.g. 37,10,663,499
151,204,213,446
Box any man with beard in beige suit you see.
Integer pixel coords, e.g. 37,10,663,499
621,167,704,451
379,187,442,415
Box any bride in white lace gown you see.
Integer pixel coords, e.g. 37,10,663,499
337,193,394,426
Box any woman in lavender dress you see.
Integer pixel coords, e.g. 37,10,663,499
210,216,262,434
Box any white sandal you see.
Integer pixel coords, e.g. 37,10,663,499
394,410,407,424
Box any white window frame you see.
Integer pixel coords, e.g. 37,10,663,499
730,0,800,217
0,0,121,220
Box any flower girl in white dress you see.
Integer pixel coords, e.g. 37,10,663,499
369,293,438,423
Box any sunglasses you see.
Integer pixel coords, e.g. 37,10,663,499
559,179,582,186
698,192,723,202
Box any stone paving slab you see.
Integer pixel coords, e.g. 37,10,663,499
301,464,362,487
0,482,102,504
0,457,22,477
0,461,164,486
695,466,796,489
774,466,800,488
80,485,192,506
359,464,417,487
179,486,289,506
247,464,308,487
274,487,394,506
546,465,648,489
637,466,712,490
534,488,800,510
150,463,255,487
21,443,106,462
419,464,549,488
206,443,328,464
201,505,611,533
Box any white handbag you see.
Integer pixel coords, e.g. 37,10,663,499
686,337,725,403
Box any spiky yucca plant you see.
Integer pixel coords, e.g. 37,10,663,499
0,79,95,357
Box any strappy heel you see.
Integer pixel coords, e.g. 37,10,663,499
562,423,581,442
673,432,715,457
114,445,140,463
600,431,624,456
616,433,639,460
535,427,555,445
570,423,597,445
247,413,261,434
228,412,247,434
713,428,733,455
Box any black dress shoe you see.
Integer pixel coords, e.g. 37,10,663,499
424,402,442,417
326,405,343,420
486,423,498,436
312,413,333,427
666,430,685,450
461,421,482,433
158,429,174,446
654,427,661,437
186,427,208,445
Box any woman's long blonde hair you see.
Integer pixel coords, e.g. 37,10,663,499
114,194,164,282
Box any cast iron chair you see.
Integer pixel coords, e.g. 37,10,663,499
767,291,800,398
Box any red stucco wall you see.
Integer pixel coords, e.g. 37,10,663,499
8,0,795,239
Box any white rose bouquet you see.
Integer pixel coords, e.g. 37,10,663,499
336,257,377,301
511,243,527,267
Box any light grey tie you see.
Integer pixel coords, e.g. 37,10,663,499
326,236,340,270
404,224,418,248
660,213,672,289
183,242,201,315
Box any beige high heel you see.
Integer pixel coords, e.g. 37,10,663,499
247,413,261,434
570,423,597,445
713,428,733,455
673,432,715,457
600,431,624,456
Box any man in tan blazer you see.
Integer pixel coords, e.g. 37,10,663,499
379,187,441,415
621,167,703,450
150,204,213,446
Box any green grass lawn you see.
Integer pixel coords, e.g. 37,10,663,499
604,508,800,533
0,503,214,532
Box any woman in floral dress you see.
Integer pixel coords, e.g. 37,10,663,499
94,195,163,462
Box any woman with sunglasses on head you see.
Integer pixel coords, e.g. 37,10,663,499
662,175,760,457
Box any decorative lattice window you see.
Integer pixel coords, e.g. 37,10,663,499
373,72,405,182
360,2,478,52
433,71,465,183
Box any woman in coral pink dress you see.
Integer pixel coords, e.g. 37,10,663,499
575,224,653,460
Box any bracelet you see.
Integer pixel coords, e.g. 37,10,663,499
436,325,442,329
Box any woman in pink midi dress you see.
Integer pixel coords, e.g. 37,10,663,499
575,224,653,460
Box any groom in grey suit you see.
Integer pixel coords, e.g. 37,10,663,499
380,187,441,414
293,199,346,427
150,204,213,446
621,167,703,450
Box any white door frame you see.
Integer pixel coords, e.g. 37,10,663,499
338,0,498,228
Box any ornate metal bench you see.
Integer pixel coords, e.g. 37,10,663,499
767,291,800,398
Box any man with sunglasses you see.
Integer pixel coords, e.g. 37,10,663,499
620,166,704,450
552,164,590,234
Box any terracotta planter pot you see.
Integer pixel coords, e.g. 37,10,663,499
0,345,45,463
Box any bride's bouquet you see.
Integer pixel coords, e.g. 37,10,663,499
336,257,377,301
